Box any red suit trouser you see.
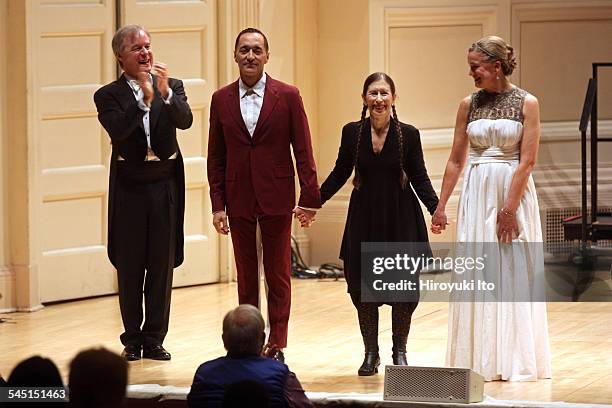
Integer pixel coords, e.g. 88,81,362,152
228,212,292,348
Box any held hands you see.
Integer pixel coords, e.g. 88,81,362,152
293,207,316,228
213,211,230,235
431,208,449,234
152,62,170,100
496,208,519,243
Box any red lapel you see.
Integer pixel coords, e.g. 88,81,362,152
225,80,250,139
252,74,279,141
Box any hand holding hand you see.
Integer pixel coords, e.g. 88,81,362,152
136,71,154,107
496,208,519,243
153,62,170,100
293,207,316,228
431,209,449,234
213,211,230,235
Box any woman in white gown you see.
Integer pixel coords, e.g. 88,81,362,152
431,36,552,381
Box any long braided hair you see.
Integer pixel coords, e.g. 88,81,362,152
353,72,408,190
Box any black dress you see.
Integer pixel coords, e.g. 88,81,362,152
320,118,439,294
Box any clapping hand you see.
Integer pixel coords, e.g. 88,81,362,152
136,71,154,107
152,62,170,100
293,207,316,228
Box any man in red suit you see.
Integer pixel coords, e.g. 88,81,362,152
207,28,320,362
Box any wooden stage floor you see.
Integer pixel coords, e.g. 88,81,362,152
1,279,612,405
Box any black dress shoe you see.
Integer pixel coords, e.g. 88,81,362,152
143,345,171,361
121,344,141,361
357,352,380,376
392,351,408,365
264,346,285,363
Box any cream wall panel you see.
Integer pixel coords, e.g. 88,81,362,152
151,30,206,80
184,158,207,188
122,1,209,27
121,0,219,287
260,0,295,83
40,87,99,118
389,25,482,129
520,20,612,121
0,0,8,269
27,0,116,303
0,0,12,310
40,197,104,252
317,0,369,177
40,117,103,169
185,188,205,237
39,35,103,87
176,236,217,286
37,2,109,33
311,0,369,266
7,0,37,309
294,0,318,158
39,248,114,303
180,110,206,158
41,166,107,199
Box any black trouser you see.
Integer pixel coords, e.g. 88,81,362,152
113,170,177,347
349,293,418,353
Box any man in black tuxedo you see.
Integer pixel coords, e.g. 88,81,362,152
94,25,192,361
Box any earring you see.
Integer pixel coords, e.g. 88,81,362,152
496,75,500,80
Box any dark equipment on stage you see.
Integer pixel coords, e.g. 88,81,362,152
290,235,344,279
563,63,612,266
383,365,484,403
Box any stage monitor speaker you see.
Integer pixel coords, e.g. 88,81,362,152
383,365,484,403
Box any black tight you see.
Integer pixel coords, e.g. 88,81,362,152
349,293,418,353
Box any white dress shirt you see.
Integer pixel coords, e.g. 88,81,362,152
123,74,175,161
239,74,266,137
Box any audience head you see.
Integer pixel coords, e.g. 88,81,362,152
468,35,516,82
223,380,269,408
222,304,266,357
68,348,128,408
7,356,63,387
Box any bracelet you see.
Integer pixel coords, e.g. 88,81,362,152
500,207,515,217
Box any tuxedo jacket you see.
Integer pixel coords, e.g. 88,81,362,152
207,74,321,217
94,74,193,268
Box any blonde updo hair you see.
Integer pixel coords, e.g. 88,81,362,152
469,35,516,76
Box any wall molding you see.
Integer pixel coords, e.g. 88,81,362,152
369,1,498,73
511,1,612,86
0,265,16,313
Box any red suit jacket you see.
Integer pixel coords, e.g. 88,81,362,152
208,74,320,216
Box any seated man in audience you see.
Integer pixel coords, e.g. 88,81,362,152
187,304,313,408
68,348,127,408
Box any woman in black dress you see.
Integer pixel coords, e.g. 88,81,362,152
319,72,438,376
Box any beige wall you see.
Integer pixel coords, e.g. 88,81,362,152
306,0,370,266
307,0,612,266
1,0,612,308
0,0,7,268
